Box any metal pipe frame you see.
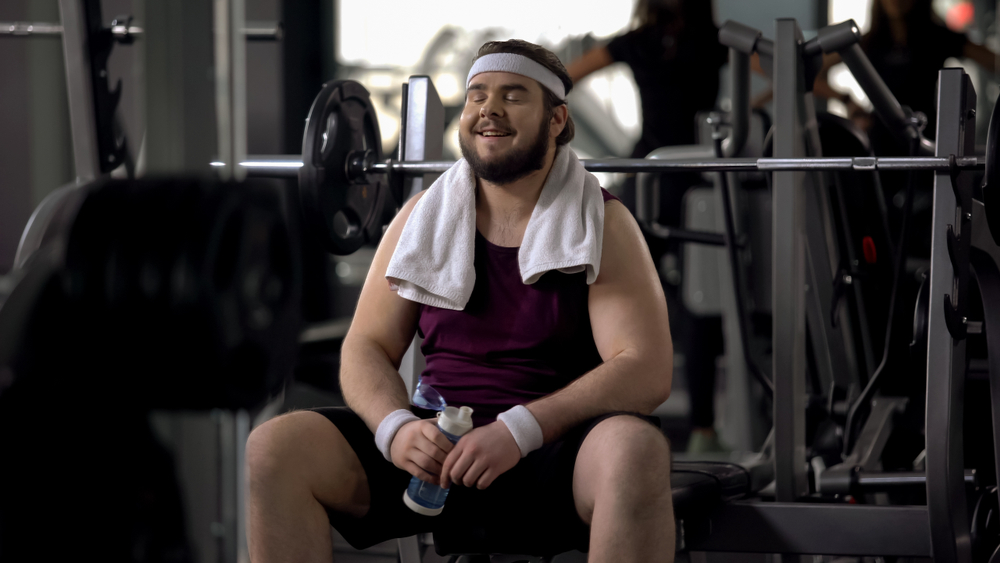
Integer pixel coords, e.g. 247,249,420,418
968,198,1000,561
642,223,726,246
924,68,976,563
722,48,750,158
221,155,985,179
0,21,65,35
685,501,932,557
213,0,247,181
854,470,977,489
57,0,101,182
771,17,810,503
399,76,444,200
0,20,279,40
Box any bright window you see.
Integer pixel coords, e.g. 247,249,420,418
338,0,632,67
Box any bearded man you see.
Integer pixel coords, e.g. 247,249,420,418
247,39,676,562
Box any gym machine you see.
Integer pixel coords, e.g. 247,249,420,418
1,2,290,563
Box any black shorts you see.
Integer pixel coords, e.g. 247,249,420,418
311,406,660,556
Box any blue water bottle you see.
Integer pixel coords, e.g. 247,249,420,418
402,405,474,516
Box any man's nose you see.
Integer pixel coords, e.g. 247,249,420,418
480,98,504,118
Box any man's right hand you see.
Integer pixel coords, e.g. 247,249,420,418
389,419,454,485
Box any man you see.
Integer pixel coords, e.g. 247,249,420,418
247,39,675,562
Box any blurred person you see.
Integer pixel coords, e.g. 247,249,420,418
815,0,996,153
813,0,998,261
567,0,728,157
567,0,729,454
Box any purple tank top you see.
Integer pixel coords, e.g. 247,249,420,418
417,189,618,426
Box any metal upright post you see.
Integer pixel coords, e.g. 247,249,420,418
400,76,445,200
141,0,218,174
771,18,809,501
395,76,445,397
138,4,248,562
396,75,445,563
214,0,247,180
924,68,975,563
57,0,101,182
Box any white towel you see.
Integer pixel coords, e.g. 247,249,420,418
385,146,605,311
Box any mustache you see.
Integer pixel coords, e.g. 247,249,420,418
474,120,514,134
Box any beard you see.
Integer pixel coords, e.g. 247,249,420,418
459,115,551,185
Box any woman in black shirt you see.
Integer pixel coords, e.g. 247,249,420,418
567,0,728,157
815,0,996,154
567,0,729,454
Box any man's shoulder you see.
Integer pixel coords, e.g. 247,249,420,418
601,198,640,248
399,189,428,219
598,186,619,204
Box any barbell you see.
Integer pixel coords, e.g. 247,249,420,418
221,80,994,256
0,19,282,41
231,154,986,177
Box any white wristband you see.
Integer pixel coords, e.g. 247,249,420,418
375,409,420,462
497,405,544,458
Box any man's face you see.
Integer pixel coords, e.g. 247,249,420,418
459,71,553,185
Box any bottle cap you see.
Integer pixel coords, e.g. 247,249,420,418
437,406,474,436
402,491,445,516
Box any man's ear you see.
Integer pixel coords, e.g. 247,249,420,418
549,104,568,140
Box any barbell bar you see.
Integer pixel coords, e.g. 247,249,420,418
244,79,998,255
0,20,281,40
215,155,986,179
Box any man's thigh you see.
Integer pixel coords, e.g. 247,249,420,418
436,412,661,555
572,413,671,524
309,407,437,550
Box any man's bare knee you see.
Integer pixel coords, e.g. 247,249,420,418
574,416,672,521
586,416,670,471
247,411,322,484
246,410,371,518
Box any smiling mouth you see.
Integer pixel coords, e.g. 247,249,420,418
478,131,511,138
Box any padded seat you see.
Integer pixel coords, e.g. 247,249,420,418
433,461,753,558
671,461,751,517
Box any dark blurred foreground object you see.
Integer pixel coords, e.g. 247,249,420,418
0,177,302,562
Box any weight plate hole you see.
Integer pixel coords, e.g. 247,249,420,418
332,209,360,240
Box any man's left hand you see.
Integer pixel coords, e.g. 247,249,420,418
440,421,521,489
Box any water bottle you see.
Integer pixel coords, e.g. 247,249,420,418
402,405,474,516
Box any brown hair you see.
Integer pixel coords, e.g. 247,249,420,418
631,0,717,33
863,0,937,50
473,39,575,146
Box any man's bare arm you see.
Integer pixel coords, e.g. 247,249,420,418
566,46,613,84
812,52,845,102
964,39,998,74
526,200,674,442
339,193,424,433
341,191,457,483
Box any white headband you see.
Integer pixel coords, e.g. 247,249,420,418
466,53,566,101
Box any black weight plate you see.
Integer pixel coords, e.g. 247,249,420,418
299,80,387,255
51,178,301,410
983,89,1000,245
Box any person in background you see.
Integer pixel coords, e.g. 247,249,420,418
815,0,996,154
567,0,727,157
813,0,997,263
567,0,729,454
